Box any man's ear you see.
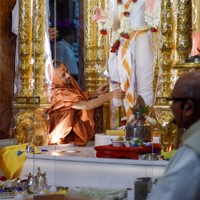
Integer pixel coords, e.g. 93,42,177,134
183,99,195,117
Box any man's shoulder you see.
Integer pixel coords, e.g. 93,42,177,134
56,40,65,46
165,146,200,174
57,40,71,50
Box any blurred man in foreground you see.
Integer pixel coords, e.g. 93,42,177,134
147,70,200,200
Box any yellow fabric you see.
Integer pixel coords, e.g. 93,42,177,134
0,143,40,180
105,130,125,136
162,150,176,160
55,189,68,195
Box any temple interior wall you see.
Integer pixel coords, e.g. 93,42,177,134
0,0,197,144
0,0,16,139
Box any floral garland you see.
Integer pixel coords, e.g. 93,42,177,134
97,16,113,35
110,0,137,53
92,0,160,53
92,1,137,38
92,8,113,35
110,31,121,53
117,0,137,39
145,0,161,29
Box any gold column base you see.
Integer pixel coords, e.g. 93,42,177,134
16,105,49,146
154,100,179,152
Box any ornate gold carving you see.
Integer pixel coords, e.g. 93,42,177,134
16,109,49,146
18,0,32,97
155,0,174,100
157,0,175,98
154,0,179,151
84,0,110,132
15,0,50,144
17,0,48,103
172,0,199,85
32,0,48,104
155,105,179,151
170,0,200,89
192,0,200,33
175,0,192,64
172,63,200,84
84,0,108,92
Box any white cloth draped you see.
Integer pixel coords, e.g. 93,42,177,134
108,0,156,120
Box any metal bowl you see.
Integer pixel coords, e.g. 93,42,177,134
111,141,124,147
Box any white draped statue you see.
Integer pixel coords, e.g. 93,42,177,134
93,0,161,121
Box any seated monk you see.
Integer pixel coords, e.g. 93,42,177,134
48,59,126,145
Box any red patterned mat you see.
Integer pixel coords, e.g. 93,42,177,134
94,144,161,159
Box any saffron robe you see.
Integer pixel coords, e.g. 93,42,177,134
48,67,94,146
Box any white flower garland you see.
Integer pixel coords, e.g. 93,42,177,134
110,31,120,47
97,11,114,33
97,0,161,34
144,0,161,28
118,2,134,34
95,0,161,52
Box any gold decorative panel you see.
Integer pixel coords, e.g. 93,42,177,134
32,0,49,104
154,0,178,151
14,0,50,144
18,0,32,97
192,0,200,33
83,0,110,132
175,0,192,64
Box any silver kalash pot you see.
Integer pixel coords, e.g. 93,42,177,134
27,173,38,194
37,167,48,190
125,112,153,142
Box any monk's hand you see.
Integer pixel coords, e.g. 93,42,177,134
96,83,109,95
111,89,126,99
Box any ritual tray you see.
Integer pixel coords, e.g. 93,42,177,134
94,144,161,159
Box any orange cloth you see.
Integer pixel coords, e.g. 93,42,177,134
48,65,94,146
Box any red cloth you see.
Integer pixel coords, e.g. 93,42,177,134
48,63,94,146
94,144,161,159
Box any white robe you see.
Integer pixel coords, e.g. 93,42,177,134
109,0,159,120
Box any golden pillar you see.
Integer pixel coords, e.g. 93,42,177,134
173,0,199,83
32,0,49,104
154,0,178,151
175,0,192,65
84,0,108,92
156,0,199,151
14,0,49,145
18,0,32,97
168,0,200,150
84,0,110,132
192,0,200,33
169,1,200,142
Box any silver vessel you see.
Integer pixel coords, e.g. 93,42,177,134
125,112,153,142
